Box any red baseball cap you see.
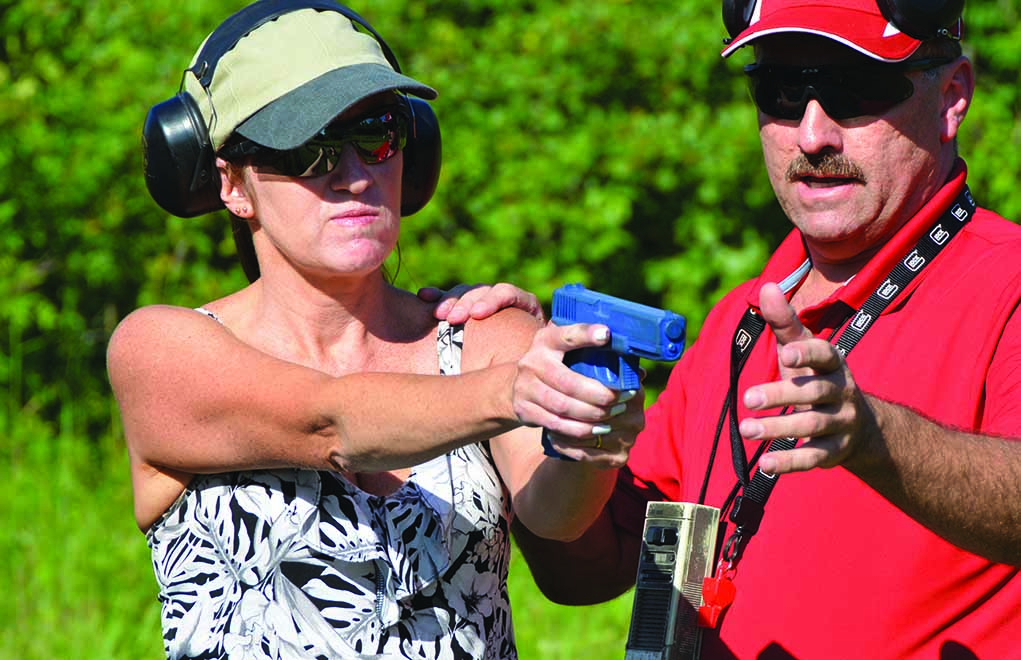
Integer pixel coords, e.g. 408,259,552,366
721,0,962,62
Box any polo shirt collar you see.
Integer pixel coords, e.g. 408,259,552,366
746,159,969,319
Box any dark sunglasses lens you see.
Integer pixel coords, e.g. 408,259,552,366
274,145,340,178
322,112,408,165
747,66,915,120
749,76,809,119
260,111,408,177
847,73,916,117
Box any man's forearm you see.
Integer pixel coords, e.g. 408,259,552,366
848,395,1021,566
511,458,618,542
512,508,641,605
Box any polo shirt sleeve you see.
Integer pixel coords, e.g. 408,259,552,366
609,356,691,537
982,295,1021,438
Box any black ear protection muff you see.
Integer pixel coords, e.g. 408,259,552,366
873,0,964,41
722,0,757,42
722,0,964,42
142,0,442,220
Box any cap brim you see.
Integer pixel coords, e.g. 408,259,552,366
235,62,437,150
720,5,921,62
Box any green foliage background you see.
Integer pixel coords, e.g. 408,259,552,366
1,0,1018,657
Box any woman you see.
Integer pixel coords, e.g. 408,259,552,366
108,3,642,659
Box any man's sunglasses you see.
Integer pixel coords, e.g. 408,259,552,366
221,108,410,178
744,57,954,120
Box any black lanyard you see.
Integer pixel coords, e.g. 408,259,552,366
702,186,977,565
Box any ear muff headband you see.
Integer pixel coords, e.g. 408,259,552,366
722,0,964,41
190,0,372,88
142,0,441,221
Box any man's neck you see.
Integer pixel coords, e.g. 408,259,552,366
788,271,834,312
789,253,872,312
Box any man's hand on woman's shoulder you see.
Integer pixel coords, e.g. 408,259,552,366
418,282,545,324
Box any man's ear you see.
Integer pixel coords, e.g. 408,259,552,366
940,57,974,144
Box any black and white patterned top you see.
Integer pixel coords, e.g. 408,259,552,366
147,319,517,659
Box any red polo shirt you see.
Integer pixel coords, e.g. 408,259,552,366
617,161,1021,659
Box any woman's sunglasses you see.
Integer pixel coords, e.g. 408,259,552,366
221,108,410,178
744,57,954,121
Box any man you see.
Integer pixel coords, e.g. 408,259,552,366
507,1,1021,658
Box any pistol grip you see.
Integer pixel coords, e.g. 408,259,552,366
541,429,577,461
564,348,640,390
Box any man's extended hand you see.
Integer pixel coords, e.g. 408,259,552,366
739,282,876,474
418,283,545,325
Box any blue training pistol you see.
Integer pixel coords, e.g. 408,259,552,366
542,283,686,457
552,283,686,390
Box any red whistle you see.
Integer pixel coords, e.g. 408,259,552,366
698,567,736,629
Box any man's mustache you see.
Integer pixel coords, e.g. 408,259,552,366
786,153,867,183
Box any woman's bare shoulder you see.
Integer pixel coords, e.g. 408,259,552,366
108,304,223,360
461,307,544,370
105,303,245,400
114,302,222,326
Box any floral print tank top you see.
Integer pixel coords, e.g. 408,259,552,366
146,320,517,659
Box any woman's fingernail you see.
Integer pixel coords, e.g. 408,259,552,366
593,327,610,342
617,389,638,403
592,424,612,435
609,403,627,417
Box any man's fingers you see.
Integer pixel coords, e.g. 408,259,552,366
776,339,844,373
415,286,445,302
418,282,546,324
743,373,844,411
741,283,869,476
437,283,483,325
417,285,469,323
739,407,851,441
756,438,847,475
759,282,813,346
465,283,545,322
